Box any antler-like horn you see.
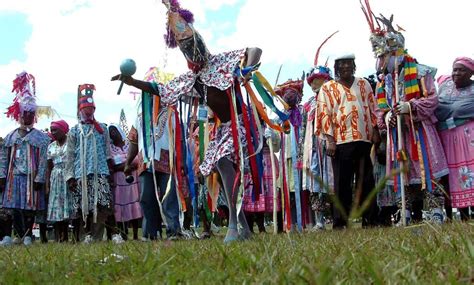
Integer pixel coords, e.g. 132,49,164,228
314,30,339,66
376,14,396,33
360,0,375,32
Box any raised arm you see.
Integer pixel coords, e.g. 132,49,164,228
111,75,158,95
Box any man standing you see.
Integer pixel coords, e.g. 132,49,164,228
124,106,181,240
65,84,116,243
0,72,50,246
317,54,379,229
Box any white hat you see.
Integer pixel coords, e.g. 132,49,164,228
334,53,355,61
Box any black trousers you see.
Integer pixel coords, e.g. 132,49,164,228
331,141,376,229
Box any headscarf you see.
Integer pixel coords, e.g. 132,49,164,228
51,120,70,134
453,57,474,72
108,124,127,142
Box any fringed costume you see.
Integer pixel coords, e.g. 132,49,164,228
65,84,113,241
360,0,448,223
303,32,338,230
0,72,50,242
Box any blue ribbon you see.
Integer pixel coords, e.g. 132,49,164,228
290,125,302,231
418,127,433,192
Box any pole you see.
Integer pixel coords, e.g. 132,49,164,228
394,57,407,226
268,133,278,234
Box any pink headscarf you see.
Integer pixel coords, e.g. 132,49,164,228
453,57,474,72
51,120,69,134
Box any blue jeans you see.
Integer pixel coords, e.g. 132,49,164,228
139,171,180,239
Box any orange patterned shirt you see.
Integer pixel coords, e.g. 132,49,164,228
316,77,377,145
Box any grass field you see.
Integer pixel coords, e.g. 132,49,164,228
0,222,473,284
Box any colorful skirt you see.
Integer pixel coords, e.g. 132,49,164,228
2,175,46,211
71,174,112,217
47,167,73,222
387,121,449,185
113,171,142,222
199,117,248,177
243,149,281,213
439,120,474,208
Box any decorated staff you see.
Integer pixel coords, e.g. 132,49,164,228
0,72,50,246
360,0,449,225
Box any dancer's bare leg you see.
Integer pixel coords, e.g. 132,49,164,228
216,157,250,243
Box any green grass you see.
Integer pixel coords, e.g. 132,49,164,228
0,223,473,284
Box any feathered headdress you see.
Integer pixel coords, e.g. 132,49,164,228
275,79,304,127
163,0,195,48
360,0,405,58
306,31,338,85
274,79,304,100
6,71,37,122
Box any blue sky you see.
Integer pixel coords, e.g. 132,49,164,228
0,12,31,65
0,0,472,137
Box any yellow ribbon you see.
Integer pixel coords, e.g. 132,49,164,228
254,71,290,110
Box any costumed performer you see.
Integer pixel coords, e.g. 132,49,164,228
65,84,114,243
112,0,263,243
303,33,337,231
0,72,50,246
360,0,448,224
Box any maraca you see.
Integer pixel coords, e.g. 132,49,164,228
125,175,134,184
117,58,136,95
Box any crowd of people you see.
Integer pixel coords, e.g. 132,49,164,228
0,0,473,245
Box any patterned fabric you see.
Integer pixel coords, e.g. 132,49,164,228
152,49,246,106
310,192,330,212
1,128,49,211
0,129,50,182
47,141,73,221
317,78,377,144
199,116,248,177
436,79,474,122
400,182,445,210
243,148,281,213
65,123,111,181
110,142,143,222
197,183,226,210
310,139,334,194
2,175,46,210
70,174,112,218
302,97,334,194
381,75,449,185
128,126,171,175
439,121,474,208
374,159,398,207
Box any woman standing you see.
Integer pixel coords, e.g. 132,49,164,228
108,124,142,240
47,120,72,242
436,57,474,221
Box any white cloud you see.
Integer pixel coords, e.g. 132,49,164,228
0,0,472,137
202,0,239,11
217,0,472,80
